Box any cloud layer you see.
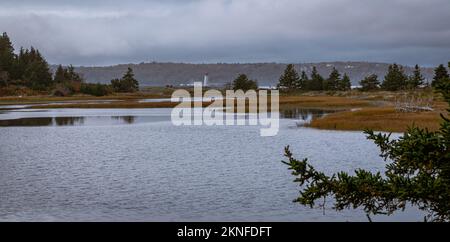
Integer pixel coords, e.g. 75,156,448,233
1,0,449,66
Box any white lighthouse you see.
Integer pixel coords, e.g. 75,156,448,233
203,73,209,87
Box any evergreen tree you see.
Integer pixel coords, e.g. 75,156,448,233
381,63,408,91
10,47,27,81
359,74,380,91
110,78,122,92
67,65,83,82
111,67,139,92
278,64,300,90
300,71,309,88
295,71,309,90
232,74,258,92
122,67,139,91
0,32,15,86
54,65,68,83
432,64,449,88
0,33,75,91
308,66,324,91
0,32,15,75
407,64,424,89
338,73,352,91
22,48,53,90
324,67,340,91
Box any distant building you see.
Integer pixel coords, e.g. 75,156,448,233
203,73,209,87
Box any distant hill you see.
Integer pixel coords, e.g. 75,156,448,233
60,62,435,87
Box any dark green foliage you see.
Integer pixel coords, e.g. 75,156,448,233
407,64,424,89
278,64,300,90
299,71,309,90
232,74,258,92
111,67,139,92
0,33,54,90
80,83,111,96
53,65,67,84
338,73,352,91
66,65,83,83
21,48,53,90
324,68,340,91
382,63,408,91
282,81,450,221
432,64,449,88
54,65,83,83
359,74,380,91
110,78,122,91
0,32,15,82
306,66,324,91
9,47,26,81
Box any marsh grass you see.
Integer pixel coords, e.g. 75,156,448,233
308,106,448,132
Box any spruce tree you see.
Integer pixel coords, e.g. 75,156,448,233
432,64,449,88
309,66,324,91
22,48,53,90
122,67,139,92
407,64,424,89
9,47,26,82
111,67,139,92
278,64,300,90
324,67,340,91
67,65,83,82
382,63,408,91
338,73,351,91
0,32,15,75
298,71,309,90
54,65,67,83
359,74,380,91
232,74,258,92
0,32,15,86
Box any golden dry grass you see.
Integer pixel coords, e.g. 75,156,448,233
309,106,448,132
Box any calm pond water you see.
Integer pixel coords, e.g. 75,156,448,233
0,107,422,221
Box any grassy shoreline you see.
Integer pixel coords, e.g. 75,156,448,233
308,106,447,132
0,90,447,132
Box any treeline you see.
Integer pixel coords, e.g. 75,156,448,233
0,32,139,96
0,32,53,91
278,64,351,91
277,63,450,92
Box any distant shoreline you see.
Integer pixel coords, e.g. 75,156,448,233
60,62,435,87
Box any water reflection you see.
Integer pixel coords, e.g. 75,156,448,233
55,117,85,126
112,116,135,124
280,108,334,122
0,108,336,127
0,117,85,127
0,115,168,127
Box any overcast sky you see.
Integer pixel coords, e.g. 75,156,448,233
1,0,449,66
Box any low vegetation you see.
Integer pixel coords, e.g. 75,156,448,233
309,106,445,132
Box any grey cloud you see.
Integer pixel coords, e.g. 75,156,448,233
0,0,449,66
